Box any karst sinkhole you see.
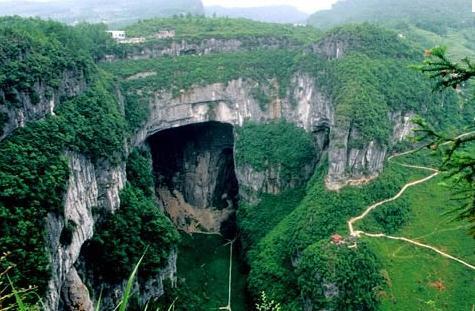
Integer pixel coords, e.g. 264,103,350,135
147,121,248,310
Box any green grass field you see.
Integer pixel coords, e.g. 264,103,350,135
177,233,248,310
407,26,475,60
366,174,475,310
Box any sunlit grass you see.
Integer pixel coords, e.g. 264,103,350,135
366,176,475,310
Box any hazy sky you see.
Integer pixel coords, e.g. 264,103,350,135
202,0,339,13
0,0,340,14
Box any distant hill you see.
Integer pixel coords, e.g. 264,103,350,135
308,0,475,58
308,0,473,34
0,0,204,27
205,5,308,24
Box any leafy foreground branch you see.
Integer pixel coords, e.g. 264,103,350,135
416,46,475,236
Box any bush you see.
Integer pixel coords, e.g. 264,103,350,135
235,120,316,178
126,149,154,196
59,220,77,246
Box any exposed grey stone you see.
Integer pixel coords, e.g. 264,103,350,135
45,152,97,311
0,69,87,141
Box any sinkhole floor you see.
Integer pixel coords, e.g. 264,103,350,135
177,233,248,310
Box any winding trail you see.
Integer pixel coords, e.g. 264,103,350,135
347,149,475,271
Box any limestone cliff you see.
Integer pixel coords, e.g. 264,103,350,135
44,152,127,311
107,37,302,61
0,69,87,141
131,72,415,194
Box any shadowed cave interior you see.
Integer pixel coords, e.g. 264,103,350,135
147,121,239,238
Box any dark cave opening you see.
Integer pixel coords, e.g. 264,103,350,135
147,121,239,238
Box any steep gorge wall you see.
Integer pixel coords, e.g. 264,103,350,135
45,152,126,311
107,37,302,61
0,69,87,141
132,72,415,193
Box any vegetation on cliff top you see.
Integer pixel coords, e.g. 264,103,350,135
308,0,475,60
125,15,320,44
105,24,466,144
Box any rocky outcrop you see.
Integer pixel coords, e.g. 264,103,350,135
236,162,316,204
0,69,87,141
390,111,416,143
326,124,387,190
134,74,334,143
107,37,301,61
45,152,126,311
95,159,127,213
309,36,347,59
60,268,94,311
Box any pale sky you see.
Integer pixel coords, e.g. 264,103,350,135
0,0,339,14
202,0,339,13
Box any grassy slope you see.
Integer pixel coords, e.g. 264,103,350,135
363,163,475,310
405,26,475,60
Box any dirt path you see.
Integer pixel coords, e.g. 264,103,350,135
347,149,475,271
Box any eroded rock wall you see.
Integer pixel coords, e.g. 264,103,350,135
0,69,87,141
133,72,415,193
107,37,301,61
45,152,127,311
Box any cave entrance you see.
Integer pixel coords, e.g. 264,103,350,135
147,121,239,238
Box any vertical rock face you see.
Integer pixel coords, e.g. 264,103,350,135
95,159,127,213
45,152,127,311
390,111,416,143
0,70,87,141
105,37,300,62
235,162,316,204
46,152,97,311
326,125,387,190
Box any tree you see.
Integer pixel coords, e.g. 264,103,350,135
416,46,475,236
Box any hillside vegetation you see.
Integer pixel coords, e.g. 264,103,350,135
308,0,475,58
308,0,474,35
